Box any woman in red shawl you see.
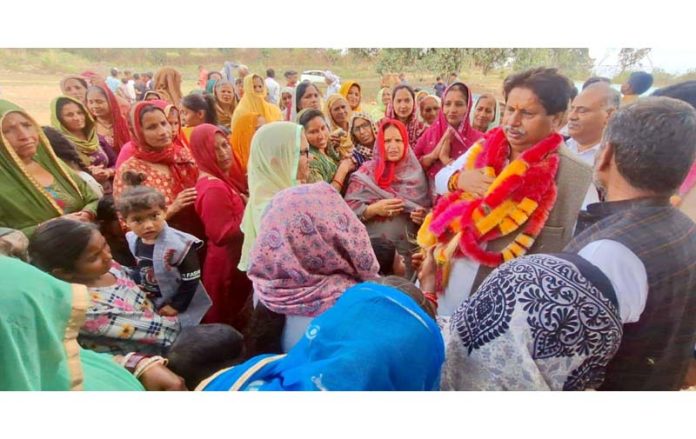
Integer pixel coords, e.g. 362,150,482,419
345,119,431,278
383,84,426,150
190,124,251,329
114,100,202,238
85,83,131,154
414,82,483,183
115,102,188,168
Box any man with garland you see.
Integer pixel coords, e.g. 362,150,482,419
418,67,592,317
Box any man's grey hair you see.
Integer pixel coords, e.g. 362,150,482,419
603,96,696,195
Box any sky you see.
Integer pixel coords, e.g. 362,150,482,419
590,48,696,75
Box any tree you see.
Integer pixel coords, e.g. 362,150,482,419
618,48,651,73
348,48,381,59
511,48,593,79
467,49,512,75
375,49,424,74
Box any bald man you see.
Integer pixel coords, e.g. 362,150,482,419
567,83,621,209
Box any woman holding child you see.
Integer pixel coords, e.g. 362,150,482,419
114,100,202,238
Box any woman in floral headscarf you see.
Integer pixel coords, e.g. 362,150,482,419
247,181,380,352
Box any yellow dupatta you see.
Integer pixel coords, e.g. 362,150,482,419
230,74,282,128
339,81,362,112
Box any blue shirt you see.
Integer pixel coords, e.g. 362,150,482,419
106,76,121,92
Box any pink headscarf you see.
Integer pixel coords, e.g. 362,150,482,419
248,182,380,317
414,82,483,180
385,85,426,150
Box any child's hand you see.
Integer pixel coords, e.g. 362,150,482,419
138,363,187,391
159,305,179,317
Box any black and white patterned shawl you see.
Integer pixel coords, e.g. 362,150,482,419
440,253,623,391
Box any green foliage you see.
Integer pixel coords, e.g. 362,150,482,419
348,49,381,59
375,49,424,74
618,48,651,73
325,49,342,64
466,49,512,75
511,48,593,79
423,49,468,76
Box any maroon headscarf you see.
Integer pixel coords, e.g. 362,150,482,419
89,81,131,153
414,82,483,180
189,123,247,194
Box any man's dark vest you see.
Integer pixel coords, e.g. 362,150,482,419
566,197,696,390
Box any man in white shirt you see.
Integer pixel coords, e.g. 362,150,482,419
566,82,621,208
123,70,137,103
264,68,280,105
324,70,340,99
565,97,696,390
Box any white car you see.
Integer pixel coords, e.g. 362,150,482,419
300,70,326,84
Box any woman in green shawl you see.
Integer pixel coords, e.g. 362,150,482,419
0,255,188,390
50,96,116,195
0,255,144,390
0,99,100,237
370,87,391,121
298,109,355,193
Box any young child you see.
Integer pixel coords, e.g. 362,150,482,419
116,172,211,327
370,237,406,277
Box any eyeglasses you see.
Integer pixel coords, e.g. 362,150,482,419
352,123,372,133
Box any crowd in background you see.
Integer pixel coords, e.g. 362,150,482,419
1,60,695,391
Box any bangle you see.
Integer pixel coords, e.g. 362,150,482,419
134,355,169,379
123,353,150,373
332,178,344,188
422,291,439,307
119,352,136,367
448,171,460,192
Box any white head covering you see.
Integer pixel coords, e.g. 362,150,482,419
238,122,303,271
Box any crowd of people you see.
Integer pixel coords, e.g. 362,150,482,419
1,62,695,391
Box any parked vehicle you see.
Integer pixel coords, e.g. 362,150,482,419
300,70,326,84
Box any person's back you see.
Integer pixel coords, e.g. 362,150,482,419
265,69,280,105
106,68,121,93
566,97,696,390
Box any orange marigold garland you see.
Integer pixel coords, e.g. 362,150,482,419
417,126,561,288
